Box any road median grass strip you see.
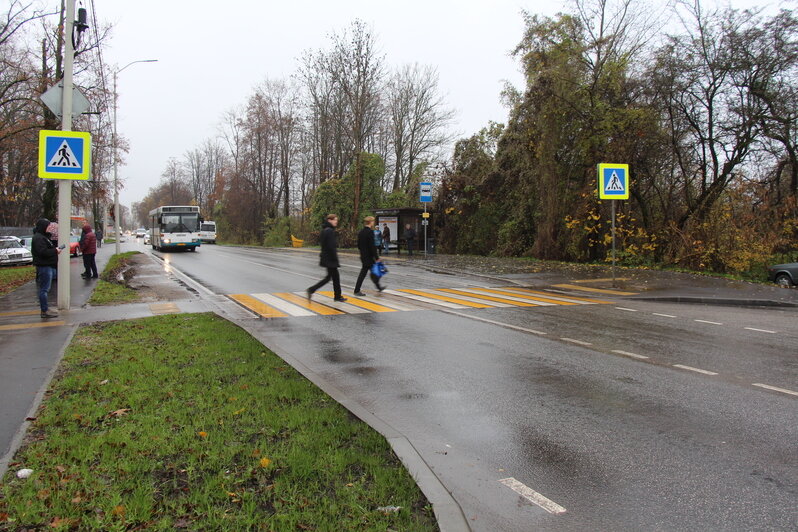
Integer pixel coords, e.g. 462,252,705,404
88,252,141,306
0,265,35,297
0,313,437,530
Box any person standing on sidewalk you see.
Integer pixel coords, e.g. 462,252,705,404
95,227,103,248
382,223,390,253
403,223,416,256
354,216,384,296
79,224,98,279
307,214,347,302
31,218,62,318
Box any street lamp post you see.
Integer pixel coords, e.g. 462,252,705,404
113,59,157,255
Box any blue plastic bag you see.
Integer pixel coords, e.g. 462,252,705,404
371,262,388,278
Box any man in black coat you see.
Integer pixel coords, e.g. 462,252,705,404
31,218,63,318
307,214,346,302
354,216,384,296
403,223,417,255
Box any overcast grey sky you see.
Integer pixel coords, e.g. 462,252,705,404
95,0,782,209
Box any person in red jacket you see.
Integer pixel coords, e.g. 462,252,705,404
79,224,98,279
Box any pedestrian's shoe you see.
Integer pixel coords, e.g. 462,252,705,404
377,284,385,292
91,275,99,279
306,289,312,300
41,309,59,319
80,273,89,279
334,296,347,302
353,291,366,296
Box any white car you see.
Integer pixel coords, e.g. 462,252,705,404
135,228,147,238
143,231,151,245
0,236,33,266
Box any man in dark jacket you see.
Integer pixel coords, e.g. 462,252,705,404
31,218,62,318
79,224,98,279
403,223,417,255
307,214,346,302
354,216,384,296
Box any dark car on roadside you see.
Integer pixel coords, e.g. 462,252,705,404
767,262,798,287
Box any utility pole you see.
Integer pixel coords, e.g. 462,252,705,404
56,0,76,310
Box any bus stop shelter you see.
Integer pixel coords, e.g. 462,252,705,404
375,208,435,254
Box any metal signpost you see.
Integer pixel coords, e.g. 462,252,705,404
597,163,629,287
420,182,432,256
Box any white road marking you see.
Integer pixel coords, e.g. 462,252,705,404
498,478,566,515
745,327,776,334
382,289,468,309
612,350,649,360
695,319,723,325
752,383,798,397
251,293,315,317
615,307,638,312
673,364,718,376
653,313,677,318
561,338,592,346
443,311,548,335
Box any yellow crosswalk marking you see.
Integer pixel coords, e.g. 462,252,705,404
0,310,41,317
318,292,397,312
470,287,581,305
275,292,344,315
437,288,540,306
396,289,494,308
229,294,289,318
0,320,66,331
552,284,636,296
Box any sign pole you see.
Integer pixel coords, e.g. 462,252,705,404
611,200,615,288
57,0,76,311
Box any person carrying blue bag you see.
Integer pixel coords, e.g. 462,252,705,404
354,215,385,296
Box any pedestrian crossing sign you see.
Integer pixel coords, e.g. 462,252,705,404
38,130,91,180
597,163,629,199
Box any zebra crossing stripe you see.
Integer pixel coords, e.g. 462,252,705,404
395,289,494,308
437,288,540,307
499,287,606,304
317,291,398,312
466,287,576,306
381,289,469,309
274,292,344,315
251,293,316,316
229,294,289,318
304,292,371,314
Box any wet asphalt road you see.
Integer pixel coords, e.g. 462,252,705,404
148,243,797,531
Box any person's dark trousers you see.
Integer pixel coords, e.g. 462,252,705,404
354,265,381,292
308,267,341,298
407,239,414,255
36,265,55,312
82,253,98,278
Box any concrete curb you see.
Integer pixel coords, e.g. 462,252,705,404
628,296,798,307
0,325,78,480
231,322,471,532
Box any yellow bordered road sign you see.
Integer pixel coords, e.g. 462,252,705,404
38,130,92,180
597,163,629,199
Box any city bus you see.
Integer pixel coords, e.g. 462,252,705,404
149,205,201,252
198,220,217,244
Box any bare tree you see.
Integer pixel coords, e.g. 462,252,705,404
388,64,454,191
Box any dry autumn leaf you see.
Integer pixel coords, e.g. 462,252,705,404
259,458,272,468
198,431,208,438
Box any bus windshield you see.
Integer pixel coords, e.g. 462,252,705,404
162,213,199,233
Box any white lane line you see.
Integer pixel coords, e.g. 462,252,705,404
561,338,592,346
498,478,566,515
612,350,649,360
752,383,798,397
745,327,776,334
615,307,638,312
443,311,547,335
673,364,718,376
653,313,677,318
695,319,723,325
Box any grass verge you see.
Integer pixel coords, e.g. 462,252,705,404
0,313,437,531
87,252,141,306
0,266,35,297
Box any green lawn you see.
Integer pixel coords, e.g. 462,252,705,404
0,265,35,297
0,313,437,531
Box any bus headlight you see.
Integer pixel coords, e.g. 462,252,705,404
163,238,171,244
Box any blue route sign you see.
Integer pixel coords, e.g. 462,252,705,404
38,130,92,180
420,182,433,203
597,163,629,200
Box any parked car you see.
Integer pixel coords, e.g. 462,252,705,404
0,236,33,266
143,231,151,245
767,262,798,287
69,235,81,257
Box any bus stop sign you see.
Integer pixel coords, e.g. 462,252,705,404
420,182,433,203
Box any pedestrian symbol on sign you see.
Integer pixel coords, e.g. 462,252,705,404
47,140,80,168
606,171,624,191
